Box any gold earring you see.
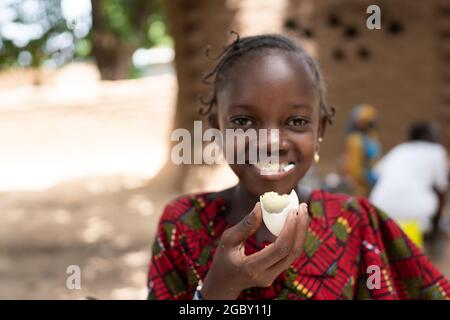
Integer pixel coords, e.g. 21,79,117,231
314,151,320,163
314,137,322,163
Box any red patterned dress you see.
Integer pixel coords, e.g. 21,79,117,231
147,189,450,300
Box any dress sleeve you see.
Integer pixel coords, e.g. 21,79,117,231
147,205,191,300
356,197,450,300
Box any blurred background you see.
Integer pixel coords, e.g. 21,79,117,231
0,0,449,299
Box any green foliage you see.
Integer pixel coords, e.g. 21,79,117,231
0,0,171,71
147,2,172,48
74,38,92,58
0,0,72,69
100,0,171,47
102,0,139,43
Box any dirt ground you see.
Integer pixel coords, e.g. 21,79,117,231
0,177,174,299
0,65,239,299
0,65,178,299
0,65,449,299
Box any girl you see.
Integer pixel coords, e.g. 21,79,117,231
147,34,450,300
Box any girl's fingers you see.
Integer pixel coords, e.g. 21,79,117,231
219,202,263,249
245,207,298,271
265,204,309,277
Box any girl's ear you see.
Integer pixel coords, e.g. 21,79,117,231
318,114,328,140
208,112,219,129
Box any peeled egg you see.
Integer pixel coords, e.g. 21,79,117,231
260,189,299,236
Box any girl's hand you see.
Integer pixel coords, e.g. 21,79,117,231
201,202,309,300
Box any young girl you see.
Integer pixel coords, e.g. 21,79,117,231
147,34,450,300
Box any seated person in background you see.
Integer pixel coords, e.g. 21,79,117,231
369,122,449,247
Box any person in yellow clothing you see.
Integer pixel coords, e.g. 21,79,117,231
343,103,381,196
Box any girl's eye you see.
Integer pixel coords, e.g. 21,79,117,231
231,117,254,127
287,118,309,127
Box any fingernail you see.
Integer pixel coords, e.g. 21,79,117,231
300,203,308,212
248,210,256,223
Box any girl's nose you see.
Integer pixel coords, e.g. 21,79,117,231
263,128,290,156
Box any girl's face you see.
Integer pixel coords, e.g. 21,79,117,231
214,52,324,196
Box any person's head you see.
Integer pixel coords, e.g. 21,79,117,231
408,122,440,143
200,33,335,196
347,103,377,133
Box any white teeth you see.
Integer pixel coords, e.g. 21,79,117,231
284,163,295,172
255,162,280,171
253,162,295,174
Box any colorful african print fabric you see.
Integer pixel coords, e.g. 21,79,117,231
147,189,450,300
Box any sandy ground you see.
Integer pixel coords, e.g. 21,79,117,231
0,178,172,299
0,64,239,299
0,65,180,299
0,65,449,299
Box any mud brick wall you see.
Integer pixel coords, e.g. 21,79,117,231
283,0,449,173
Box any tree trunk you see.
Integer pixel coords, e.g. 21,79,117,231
149,0,237,194
90,0,154,80
91,32,136,80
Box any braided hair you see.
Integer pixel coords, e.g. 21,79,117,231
199,32,335,125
